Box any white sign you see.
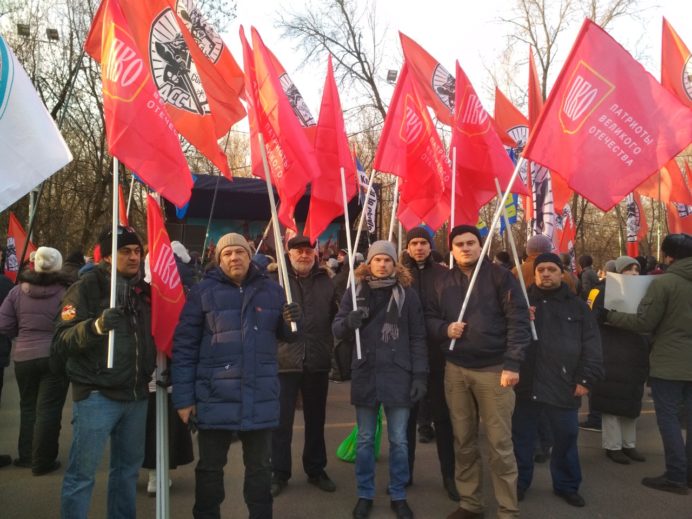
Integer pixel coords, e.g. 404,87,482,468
604,272,655,313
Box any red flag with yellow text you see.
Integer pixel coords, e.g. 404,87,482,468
4,212,36,283
661,18,692,109
523,19,692,212
146,194,185,356
84,0,192,208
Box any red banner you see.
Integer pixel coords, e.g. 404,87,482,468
4,212,36,282
146,195,185,357
118,184,129,227
661,18,692,109
635,158,692,205
626,192,648,257
84,0,192,208
523,19,692,212
667,201,692,234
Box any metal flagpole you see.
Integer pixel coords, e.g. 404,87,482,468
339,167,363,359
107,158,119,368
255,220,273,254
201,175,221,259
494,179,538,340
388,176,399,242
155,350,170,519
258,134,297,332
449,157,526,350
449,147,457,269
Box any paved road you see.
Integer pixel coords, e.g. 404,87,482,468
1,367,690,518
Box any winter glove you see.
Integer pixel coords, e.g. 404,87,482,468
345,309,364,330
93,308,126,334
410,378,427,403
156,368,171,388
282,302,302,323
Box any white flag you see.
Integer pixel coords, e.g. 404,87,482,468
0,36,72,211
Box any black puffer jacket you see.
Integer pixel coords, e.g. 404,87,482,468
515,283,604,409
589,282,649,418
425,258,531,372
277,261,337,373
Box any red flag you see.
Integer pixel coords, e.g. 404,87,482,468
84,0,192,208
523,19,692,212
242,27,319,230
118,184,129,226
450,61,527,225
306,55,357,242
667,201,692,234
86,0,233,178
635,159,692,205
146,194,185,357
4,212,36,282
626,192,648,256
555,204,577,271
494,87,528,148
528,51,544,129
373,64,451,231
661,18,692,109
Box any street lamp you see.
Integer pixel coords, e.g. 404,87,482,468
16,23,30,37
386,69,398,84
46,28,60,42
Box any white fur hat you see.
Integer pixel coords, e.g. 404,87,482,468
34,247,63,273
170,241,191,264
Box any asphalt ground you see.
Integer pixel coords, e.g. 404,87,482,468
1,367,690,519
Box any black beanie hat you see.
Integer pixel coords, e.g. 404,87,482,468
406,226,432,247
98,226,142,258
534,252,564,272
661,233,692,261
449,225,483,249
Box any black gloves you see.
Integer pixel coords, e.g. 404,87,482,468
410,378,427,403
94,308,126,334
345,309,364,330
282,302,302,323
595,306,610,325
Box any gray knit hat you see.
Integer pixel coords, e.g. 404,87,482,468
366,240,397,265
216,233,252,263
614,255,639,274
526,234,553,255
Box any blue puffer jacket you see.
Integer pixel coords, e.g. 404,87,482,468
171,264,292,431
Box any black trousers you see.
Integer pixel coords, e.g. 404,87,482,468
272,371,329,480
14,357,69,470
429,370,455,480
194,428,273,519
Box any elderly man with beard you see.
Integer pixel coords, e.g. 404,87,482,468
271,235,338,497
333,240,428,519
513,253,603,508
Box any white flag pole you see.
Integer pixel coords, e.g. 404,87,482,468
388,176,399,242
107,157,119,368
155,350,170,519
258,134,297,332
494,178,538,341
339,167,363,360
449,146,457,269
449,157,526,350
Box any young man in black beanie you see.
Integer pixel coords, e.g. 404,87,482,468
426,225,531,519
512,253,603,508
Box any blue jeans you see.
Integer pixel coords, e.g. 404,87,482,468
512,400,581,494
650,378,692,484
355,405,410,501
61,392,148,519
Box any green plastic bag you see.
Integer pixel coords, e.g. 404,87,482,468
336,406,383,463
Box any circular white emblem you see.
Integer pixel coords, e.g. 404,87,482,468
432,64,455,111
175,0,223,64
682,55,692,102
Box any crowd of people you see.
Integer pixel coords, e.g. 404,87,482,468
0,225,691,519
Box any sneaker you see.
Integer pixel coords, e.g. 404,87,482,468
32,460,61,476
622,447,646,462
390,499,414,519
13,458,31,468
605,449,630,464
641,474,689,495
352,498,373,519
554,490,585,507
443,477,460,502
308,472,336,492
147,472,172,496
418,425,435,444
578,421,601,432
271,476,288,497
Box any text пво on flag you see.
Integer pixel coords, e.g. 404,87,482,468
146,194,185,356
4,212,36,283
373,63,451,232
306,55,357,242
523,19,692,212
84,0,192,208
0,36,72,212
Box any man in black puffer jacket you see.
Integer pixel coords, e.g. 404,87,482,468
271,235,339,497
513,253,603,509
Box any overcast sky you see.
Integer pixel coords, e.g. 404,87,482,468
223,0,691,124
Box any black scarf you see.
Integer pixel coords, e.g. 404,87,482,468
356,275,405,343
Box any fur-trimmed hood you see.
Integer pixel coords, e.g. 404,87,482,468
354,262,413,287
18,269,72,288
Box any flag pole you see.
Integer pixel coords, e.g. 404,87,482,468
449,157,526,350
258,134,297,332
449,146,457,269
340,167,363,360
255,220,273,254
155,350,170,519
201,175,221,259
388,176,399,242
107,157,119,368
494,178,537,340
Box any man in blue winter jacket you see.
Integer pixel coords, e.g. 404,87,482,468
172,233,301,519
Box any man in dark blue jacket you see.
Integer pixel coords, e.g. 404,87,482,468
513,253,603,508
172,233,301,519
